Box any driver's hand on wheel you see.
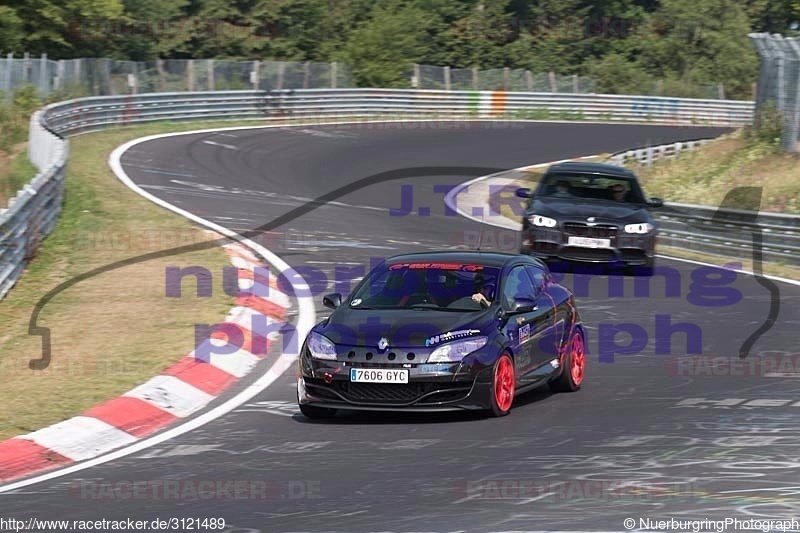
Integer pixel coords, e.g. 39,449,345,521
472,293,489,308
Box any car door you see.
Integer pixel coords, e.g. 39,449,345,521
524,265,560,370
500,266,551,384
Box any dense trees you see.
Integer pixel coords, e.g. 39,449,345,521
0,0,797,98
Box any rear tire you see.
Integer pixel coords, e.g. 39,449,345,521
489,353,515,417
298,403,337,419
549,330,586,393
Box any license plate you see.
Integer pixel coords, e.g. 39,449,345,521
568,236,611,248
350,368,409,383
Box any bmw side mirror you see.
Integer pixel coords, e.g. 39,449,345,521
322,293,342,309
509,297,537,314
647,197,664,208
515,187,533,198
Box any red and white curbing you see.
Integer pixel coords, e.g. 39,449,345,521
0,240,291,483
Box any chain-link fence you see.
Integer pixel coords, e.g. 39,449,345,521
0,54,353,99
413,64,597,93
749,33,800,153
414,64,733,98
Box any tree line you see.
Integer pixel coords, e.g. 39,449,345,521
1,0,798,99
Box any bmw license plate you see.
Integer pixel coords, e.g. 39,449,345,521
350,368,409,383
568,236,611,248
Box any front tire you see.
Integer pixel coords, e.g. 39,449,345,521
489,353,515,417
549,330,586,393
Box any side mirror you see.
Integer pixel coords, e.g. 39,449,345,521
322,293,342,309
515,187,533,198
647,197,664,208
509,297,537,314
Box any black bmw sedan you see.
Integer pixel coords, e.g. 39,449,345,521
296,251,585,419
516,161,663,273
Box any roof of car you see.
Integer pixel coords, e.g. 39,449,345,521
546,161,636,179
384,250,543,268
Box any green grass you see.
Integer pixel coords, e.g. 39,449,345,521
630,129,800,214
0,121,273,440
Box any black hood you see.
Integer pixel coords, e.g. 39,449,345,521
314,307,494,349
529,197,653,223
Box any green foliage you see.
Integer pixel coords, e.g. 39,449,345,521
0,85,42,152
0,0,797,98
745,99,783,146
0,5,24,53
338,2,435,87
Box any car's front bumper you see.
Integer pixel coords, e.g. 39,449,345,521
520,227,656,266
297,356,497,411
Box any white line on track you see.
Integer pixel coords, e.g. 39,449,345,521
2,119,794,492
0,129,318,493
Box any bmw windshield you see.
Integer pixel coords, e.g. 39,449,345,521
348,262,501,311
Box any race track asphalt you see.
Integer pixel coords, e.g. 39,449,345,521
3,121,800,533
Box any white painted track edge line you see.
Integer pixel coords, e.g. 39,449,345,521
0,128,317,493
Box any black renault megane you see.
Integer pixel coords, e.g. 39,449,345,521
296,251,586,418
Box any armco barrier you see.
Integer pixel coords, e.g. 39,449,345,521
0,111,67,299
0,88,790,301
607,141,800,265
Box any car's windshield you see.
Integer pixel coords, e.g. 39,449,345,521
538,173,644,203
349,262,501,311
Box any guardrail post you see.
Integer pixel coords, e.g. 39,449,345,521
331,62,337,88
717,83,725,99
23,52,30,84
572,74,578,93
2,53,11,98
444,66,451,91
156,58,166,92
412,63,419,89
472,66,478,90
251,60,260,90
303,61,310,89
502,67,509,91
277,62,285,90
207,59,214,90
548,71,557,92
187,59,195,92
55,59,64,92
39,53,48,96
102,58,112,95
525,70,533,91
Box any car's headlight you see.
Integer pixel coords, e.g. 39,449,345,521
307,332,337,360
528,215,557,228
624,222,655,234
428,337,488,363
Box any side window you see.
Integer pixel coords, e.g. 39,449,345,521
525,265,547,293
502,266,537,309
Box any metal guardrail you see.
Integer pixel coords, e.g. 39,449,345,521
609,139,712,166
607,141,800,265
41,90,756,138
0,89,788,301
0,110,67,298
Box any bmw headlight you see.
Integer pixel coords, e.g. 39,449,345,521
428,337,488,363
528,215,557,228
307,331,337,360
624,222,654,234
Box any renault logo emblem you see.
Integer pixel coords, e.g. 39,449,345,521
378,337,389,351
